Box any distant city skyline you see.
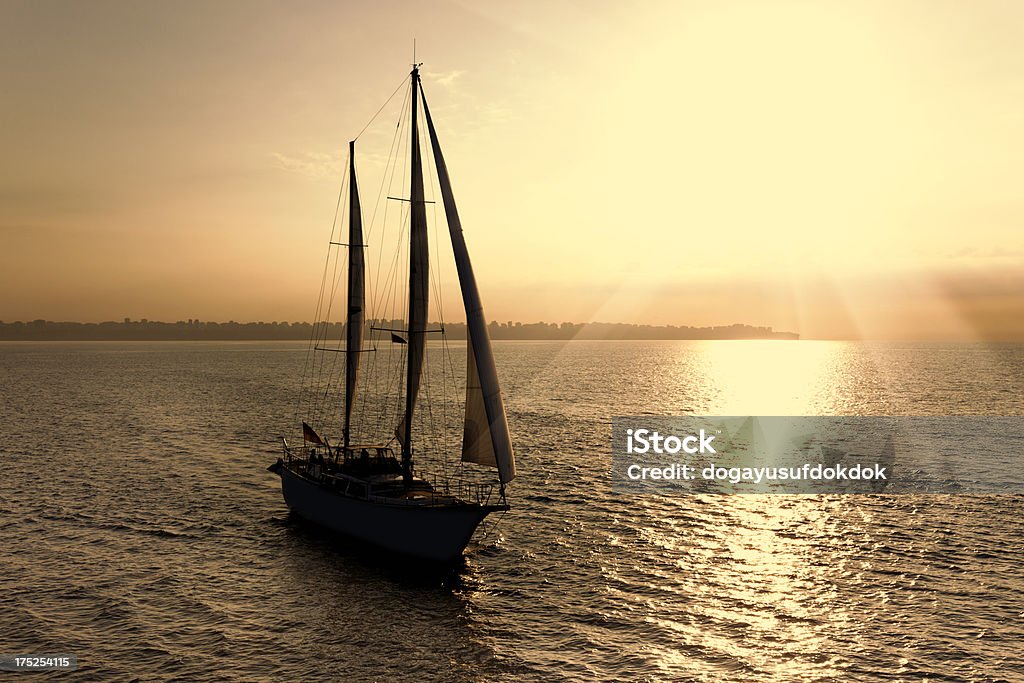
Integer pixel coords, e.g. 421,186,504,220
0,318,800,341
2,1,1022,340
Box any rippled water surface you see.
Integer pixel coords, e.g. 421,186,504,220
2,340,1023,681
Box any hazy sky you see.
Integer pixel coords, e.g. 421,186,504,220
2,0,1022,339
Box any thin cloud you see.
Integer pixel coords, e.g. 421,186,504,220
434,69,467,89
271,151,342,179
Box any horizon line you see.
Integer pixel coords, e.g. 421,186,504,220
0,318,806,342
3,318,1022,341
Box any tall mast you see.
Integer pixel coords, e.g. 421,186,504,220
343,140,365,450
401,63,429,484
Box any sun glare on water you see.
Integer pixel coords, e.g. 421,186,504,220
694,340,840,415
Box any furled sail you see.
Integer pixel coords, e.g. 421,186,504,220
398,66,430,467
343,140,364,449
420,86,516,484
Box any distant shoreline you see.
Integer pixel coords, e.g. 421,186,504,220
0,319,799,341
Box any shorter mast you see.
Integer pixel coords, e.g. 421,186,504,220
343,140,365,450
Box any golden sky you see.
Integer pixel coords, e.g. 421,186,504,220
2,0,1022,339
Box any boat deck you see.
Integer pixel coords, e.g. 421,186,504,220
273,445,504,509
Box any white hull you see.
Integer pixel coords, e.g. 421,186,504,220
276,466,498,563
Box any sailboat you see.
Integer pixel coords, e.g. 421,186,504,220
268,64,515,564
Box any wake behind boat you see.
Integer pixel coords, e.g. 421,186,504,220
269,64,515,564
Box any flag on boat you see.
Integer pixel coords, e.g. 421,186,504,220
302,421,325,445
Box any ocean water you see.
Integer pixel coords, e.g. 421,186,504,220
1,340,1022,682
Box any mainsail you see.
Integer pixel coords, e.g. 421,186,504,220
343,140,364,449
420,86,516,484
399,66,430,475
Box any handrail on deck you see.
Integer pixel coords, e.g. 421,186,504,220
281,440,501,506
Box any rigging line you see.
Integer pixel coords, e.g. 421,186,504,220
418,88,458,478
374,95,412,439
440,322,465,481
413,82,443,477
359,85,409,435
384,226,411,436
314,173,351,426
415,94,449,478
476,507,509,543
313,160,352,427
436,307,454,479
366,81,411,317
420,328,449,488
382,86,409,317
300,146,350,429
359,82,410,439
420,88,446,328
378,203,410,337
368,82,411,325
419,325,444,466
414,81,445,327
310,174,348,426
371,192,409,438
318,239,351,428
395,83,412,433
388,129,412,326
318,200,352,423
301,183,343,426
354,73,410,142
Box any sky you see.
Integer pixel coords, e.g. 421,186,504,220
2,0,1022,339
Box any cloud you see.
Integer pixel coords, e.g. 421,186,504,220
270,151,342,179
434,69,467,89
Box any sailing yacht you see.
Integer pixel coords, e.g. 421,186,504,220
268,65,515,563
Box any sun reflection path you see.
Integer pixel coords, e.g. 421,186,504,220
608,494,858,681
695,340,848,416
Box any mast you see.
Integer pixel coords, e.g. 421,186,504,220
343,140,364,450
401,64,429,484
